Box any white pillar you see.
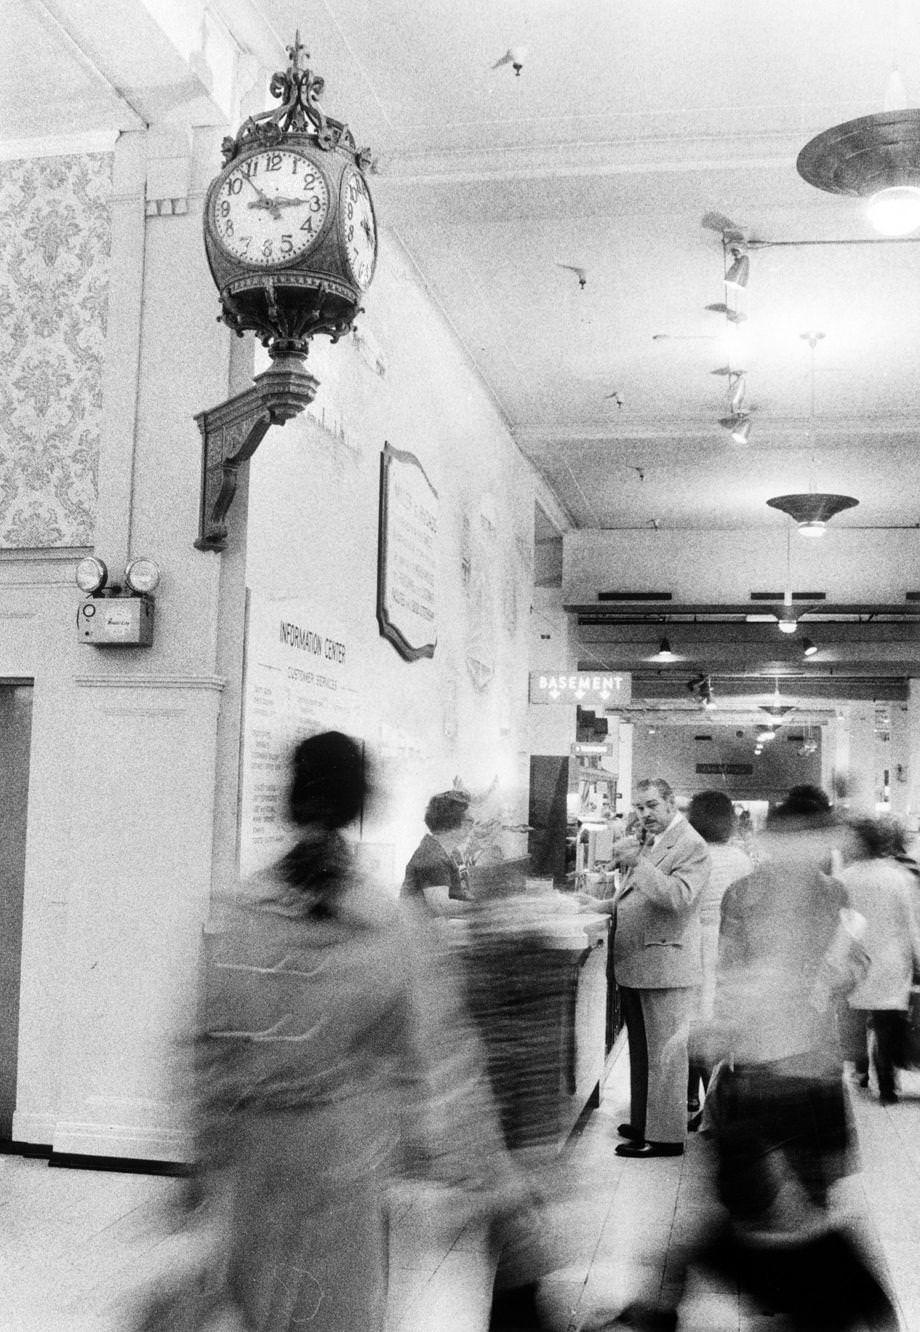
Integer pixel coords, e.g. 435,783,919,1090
49,123,245,1161
905,681,920,832
843,703,877,816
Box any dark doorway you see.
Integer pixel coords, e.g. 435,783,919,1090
0,683,32,1139
528,755,570,883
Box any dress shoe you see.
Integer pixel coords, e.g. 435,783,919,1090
616,1122,643,1141
615,1140,683,1159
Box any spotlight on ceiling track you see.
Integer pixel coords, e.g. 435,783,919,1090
724,247,750,289
802,636,818,656
729,372,746,414
719,413,752,443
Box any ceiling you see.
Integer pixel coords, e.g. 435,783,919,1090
4,0,920,714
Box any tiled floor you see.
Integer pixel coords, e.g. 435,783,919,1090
2,1047,918,1330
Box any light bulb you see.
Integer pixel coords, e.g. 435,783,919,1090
778,614,797,634
730,416,751,444
75,555,108,594
866,185,920,237
797,520,826,538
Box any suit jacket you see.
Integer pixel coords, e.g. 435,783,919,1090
612,815,710,988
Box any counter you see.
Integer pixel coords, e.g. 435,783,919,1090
451,898,611,1148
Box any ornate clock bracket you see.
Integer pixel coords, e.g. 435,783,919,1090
193,351,318,552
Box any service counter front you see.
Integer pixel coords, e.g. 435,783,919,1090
450,899,611,1149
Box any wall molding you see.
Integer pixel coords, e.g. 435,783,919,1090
73,674,226,692
11,1110,57,1146
51,1118,191,1163
0,131,118,163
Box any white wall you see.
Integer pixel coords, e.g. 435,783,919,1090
245,230,538,887
563,528,920,605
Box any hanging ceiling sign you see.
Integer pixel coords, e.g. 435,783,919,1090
529,671,631,707
377,442,438,661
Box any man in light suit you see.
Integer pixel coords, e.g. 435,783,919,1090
595,777,710,1158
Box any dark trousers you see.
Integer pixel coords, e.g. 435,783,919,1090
840,1006,905,1097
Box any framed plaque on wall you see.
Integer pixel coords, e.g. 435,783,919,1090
377,441,438,661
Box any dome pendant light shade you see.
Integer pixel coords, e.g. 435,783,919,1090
655,636,676,661
766,492,859,534
797,109,920,237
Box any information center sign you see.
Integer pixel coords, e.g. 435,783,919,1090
239,594,361,876
529,671,632,708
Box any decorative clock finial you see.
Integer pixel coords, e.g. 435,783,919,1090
221,31,359,164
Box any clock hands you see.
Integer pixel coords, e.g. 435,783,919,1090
242,175,283,219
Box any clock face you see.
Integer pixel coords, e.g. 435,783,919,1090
340,167,378,291
210,148,330,268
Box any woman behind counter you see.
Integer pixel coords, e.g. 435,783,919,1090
402,787,474,915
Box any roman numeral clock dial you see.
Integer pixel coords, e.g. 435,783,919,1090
340,167,378,291
211,148,331,266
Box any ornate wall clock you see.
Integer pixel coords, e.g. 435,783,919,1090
195,32,378,551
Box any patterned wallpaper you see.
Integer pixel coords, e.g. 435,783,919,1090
0,154,112,548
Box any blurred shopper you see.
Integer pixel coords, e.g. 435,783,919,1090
685,790,752,1124
137,733,513,1332
838,816,920,1104
461,897,582,1330
597,785,897,1331
402,787,473,915
591,777,710,1158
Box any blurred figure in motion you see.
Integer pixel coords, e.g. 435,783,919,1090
402,786,474,915
601,785,898,1331
837,816,920,1104
685,790,752,1127
136,731,513,1332
459,886,593,1330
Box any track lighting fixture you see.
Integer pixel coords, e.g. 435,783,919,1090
686,673,716,708
802,636,818,656
653,636,676,661
724,247,750,289
729,372,746,414
719,413,752,444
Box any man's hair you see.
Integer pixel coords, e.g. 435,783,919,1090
636,777,674,802
687,789,735,844
848,815,907,859
767,783,835,830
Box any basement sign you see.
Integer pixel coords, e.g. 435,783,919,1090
529,671,631,707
